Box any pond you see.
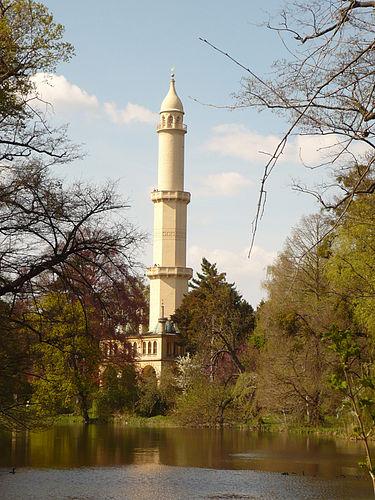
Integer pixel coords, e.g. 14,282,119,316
0,424,373,499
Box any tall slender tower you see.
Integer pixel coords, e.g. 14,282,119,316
104,78,192,377
147,77,192,332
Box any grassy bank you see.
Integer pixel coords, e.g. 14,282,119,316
113,414,178,427
237,414,357,440
54,413,178,427
51,403,363,440
53,413,358,439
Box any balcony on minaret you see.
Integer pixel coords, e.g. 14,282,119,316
157,113,187,132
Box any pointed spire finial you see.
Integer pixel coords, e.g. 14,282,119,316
160,70,184,113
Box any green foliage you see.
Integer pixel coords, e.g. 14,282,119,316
231,372,258,423
0,301,37,429
173,258,254,376
171,259,257,425
250,333,265,350
174,378,233,426
0,0,74,118
327,193,375,338
136,369,161,417
254,214,340,426
135,366,179,417
174,355,258,426
323,327,362,363
96,364,138,418
158,365,179,412
323,326,375,477
31,294,100,423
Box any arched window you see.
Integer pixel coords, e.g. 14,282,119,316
148,341,152,354
153,341,157,354
161,115,165,127
167,114,173,127
175,115,180,127
142,342,146,355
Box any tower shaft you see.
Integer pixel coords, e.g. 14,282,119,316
147,79,192,332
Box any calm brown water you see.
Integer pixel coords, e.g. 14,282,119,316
0,424,373,499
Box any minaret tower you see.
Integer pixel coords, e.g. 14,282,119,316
120,76,192,377
147,76,193,332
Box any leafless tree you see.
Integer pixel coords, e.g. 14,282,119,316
201,0,374,253
0,1,146,310
0,164,145,305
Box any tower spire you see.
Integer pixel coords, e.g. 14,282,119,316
160,74,184,114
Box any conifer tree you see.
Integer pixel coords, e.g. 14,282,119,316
173,258,254,378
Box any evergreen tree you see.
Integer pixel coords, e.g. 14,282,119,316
173,258,254,378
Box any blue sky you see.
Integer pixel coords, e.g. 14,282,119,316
39,1,328,306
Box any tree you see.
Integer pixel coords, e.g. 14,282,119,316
173,258,254,378
174,353,258,426
0,0,76,163
324,326,375,494
97,363,138,418
202,1,374,251
327,187,375,335
136,367,162,417
0,1,146,308
174,375,233,426
255,214,342,425
0,300,35,430
0,165,144,301
30,293,100,424
323,183,375,491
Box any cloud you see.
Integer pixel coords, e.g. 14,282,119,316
104,101,157,124
294,134,368,166
31,72,156,125
188,244,277,305
206,123,369,167
197,171,253,197
31,73,99,110
206,124,291,164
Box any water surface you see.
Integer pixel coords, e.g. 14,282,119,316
0,424,372,499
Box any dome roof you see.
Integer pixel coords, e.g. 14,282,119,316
160,78,184,113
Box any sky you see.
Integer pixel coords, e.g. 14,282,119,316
38,0,331,307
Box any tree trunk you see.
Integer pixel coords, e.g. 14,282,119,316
77,392,90,424
345,370,375,496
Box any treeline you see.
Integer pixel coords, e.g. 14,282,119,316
173,179,375,432
3,178,374,433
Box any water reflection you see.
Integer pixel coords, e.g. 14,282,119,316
0,424,370,479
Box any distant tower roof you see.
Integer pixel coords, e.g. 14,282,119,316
160,76,184,113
